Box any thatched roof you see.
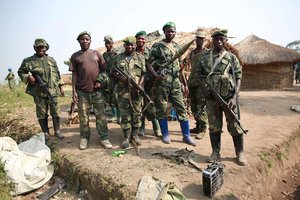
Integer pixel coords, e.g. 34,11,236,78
235,34,300,65
97,27,220,58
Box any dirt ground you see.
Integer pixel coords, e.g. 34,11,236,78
13,85,300,200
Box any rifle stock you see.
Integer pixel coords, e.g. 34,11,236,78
34,74,54,101
196,76,248,134
113,66,156,115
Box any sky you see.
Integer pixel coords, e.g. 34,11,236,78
0,0,299,83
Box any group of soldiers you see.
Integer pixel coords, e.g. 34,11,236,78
17,21,247,166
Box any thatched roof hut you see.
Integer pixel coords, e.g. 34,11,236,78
235,34,300,89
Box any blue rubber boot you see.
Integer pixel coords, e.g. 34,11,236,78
180,120,196,146
159,118,170,144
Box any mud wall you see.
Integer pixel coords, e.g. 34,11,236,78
241,63,294,90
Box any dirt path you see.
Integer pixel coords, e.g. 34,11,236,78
50,86,300,199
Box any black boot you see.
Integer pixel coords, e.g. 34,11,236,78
121,129,131,149
233,135,247,166
131,127,142,146
52,117,64,139
190,122,201,134
206,132,221,163
38,118,50,140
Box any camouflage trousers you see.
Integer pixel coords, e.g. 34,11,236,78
155,77,187,121
33,96,60,119
8,80,15,91
189,87,208,129
77,89,108,140
116,87,143,131
206,98,243,136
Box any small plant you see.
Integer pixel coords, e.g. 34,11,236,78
0,160,14,200
258,152,273,168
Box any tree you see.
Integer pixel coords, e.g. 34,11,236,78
286,40,300,52
63,59,71,67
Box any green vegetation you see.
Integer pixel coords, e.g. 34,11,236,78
0,161,14,200
258,152,273,168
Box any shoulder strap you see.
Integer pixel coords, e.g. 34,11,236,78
208,50,227,76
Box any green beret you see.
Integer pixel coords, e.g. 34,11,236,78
34,38,49,50
104,35,113,43
77,31,91,40
122,36,136,45
196,31,206,38
162,22,176,31
211,29,228,37
135,30,147,38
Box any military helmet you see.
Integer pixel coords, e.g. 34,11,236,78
104,35,113,43
211,29,228,37
196,31,206,38
122,36,136,45
34,38,49,50
162,22,176,31
77,31,91,40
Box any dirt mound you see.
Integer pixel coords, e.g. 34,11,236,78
53,87,300,199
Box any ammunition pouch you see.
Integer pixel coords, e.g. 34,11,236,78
207,74,233,97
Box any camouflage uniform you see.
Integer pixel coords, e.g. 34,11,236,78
113,51,146,133
148,33,195,146
5,70,16,91
149,41,187,120
18,39,64,139
196,39,246,165
196,49,243,135
137,45,162,137
187,49,208,137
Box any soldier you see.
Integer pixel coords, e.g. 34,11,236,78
70,31,112,150
135,30,162,137
196,29,247,166
5,67,16,91
187,31,208,139
111,36,145,149
295,63,300,84
102,35,121,124
18,38,64,140
147,22,196,146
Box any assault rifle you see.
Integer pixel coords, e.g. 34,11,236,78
196,76,248,134
34,74,54,101
113,65,156,116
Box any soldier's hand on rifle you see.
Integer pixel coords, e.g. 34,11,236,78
93,81,101,89
228,95,237,110
27,75,36,85
204,89,212,99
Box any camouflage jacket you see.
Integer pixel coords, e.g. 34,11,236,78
103,49,117,73
18,54,63,97
196,49,242,99
113,52,146,89
5,72,15,80
148,40,181,78
187,48,209,88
